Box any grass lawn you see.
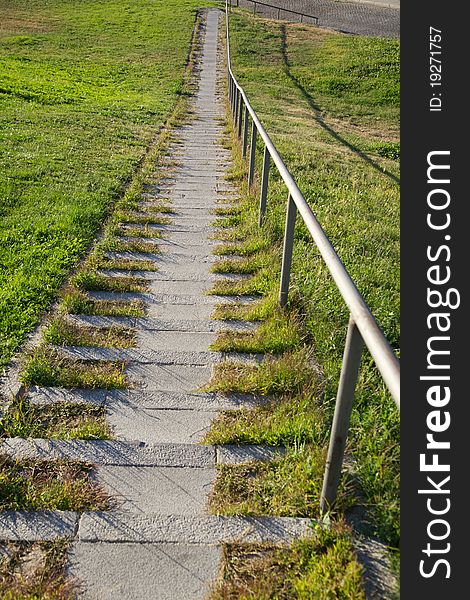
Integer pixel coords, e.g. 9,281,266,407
208,10,400,552
0,0,212,369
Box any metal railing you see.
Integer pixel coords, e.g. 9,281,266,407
224,0,400,512
229,0,319,24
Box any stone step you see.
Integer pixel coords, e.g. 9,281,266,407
96,269,247,283
69,542,220,600
0,439,284,467
107,406,217,444
0,511,313,545
96,465,215,515
67,314,258,333
27,387,270,411
78,513,313,545
55,346,262,367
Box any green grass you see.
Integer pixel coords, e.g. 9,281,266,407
209,524,365,600
0,399,112,440
96,257,158,272
60,288,145,318
21,346,127,389
210,311,305,354
0,0,213,369
43,316,136,348
72,271,148,293
204,349,321,396
204,392,324,447
0,456,109,511
210,446,355,518
0,539,75,599
209,12,399,548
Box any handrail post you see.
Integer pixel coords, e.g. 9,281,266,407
242,105,249,157
238,95,243,137
259,145,270,225
320,316,364,513
233,86,238,118
279,193,297,307
248,122,257,187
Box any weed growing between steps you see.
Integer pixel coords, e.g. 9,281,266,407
21,347,127,389
60,289,145,318
0,539,75,599
209,524,365,599
0,457,109,511
204,391,324,446
210,311,305,354
72,272,149,294
43,317,136,349
208,10,400,556
0,399,111,440
204,349,320,396
95,257,158,272
210,447,355,518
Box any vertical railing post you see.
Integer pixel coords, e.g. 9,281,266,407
320,316,364,513
279,194,297,307
233,86,238,119
248,122,257,187
237,95,243,137
259,145,270,226
242,105,249,157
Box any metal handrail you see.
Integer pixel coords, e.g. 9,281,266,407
229,0,319,23
224,0,400,512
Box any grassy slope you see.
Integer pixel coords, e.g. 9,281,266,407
227,14,400,546
0,0,211,368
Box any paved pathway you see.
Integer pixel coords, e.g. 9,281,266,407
236,0,400,38
0,10,311,599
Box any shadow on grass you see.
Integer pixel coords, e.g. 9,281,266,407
279,24,399,186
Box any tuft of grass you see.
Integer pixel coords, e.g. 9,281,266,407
98,237,161,254
204,392,324,447
209,446,355,518
211,258,261,275
0,456,110,511
118,226,162,239
209,524,365,600
43,316,136,349
0,539,76,599
96,257,157,272
210,312,305,354
60,288,145,318
114,211,171,226
204,349,320,396
0,399,112,440
72,271,148,293
213,240,270,256
21,347,127,389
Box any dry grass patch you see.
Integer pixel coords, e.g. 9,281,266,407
1,400,112,440
0,456,110,511
0,539,75,600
